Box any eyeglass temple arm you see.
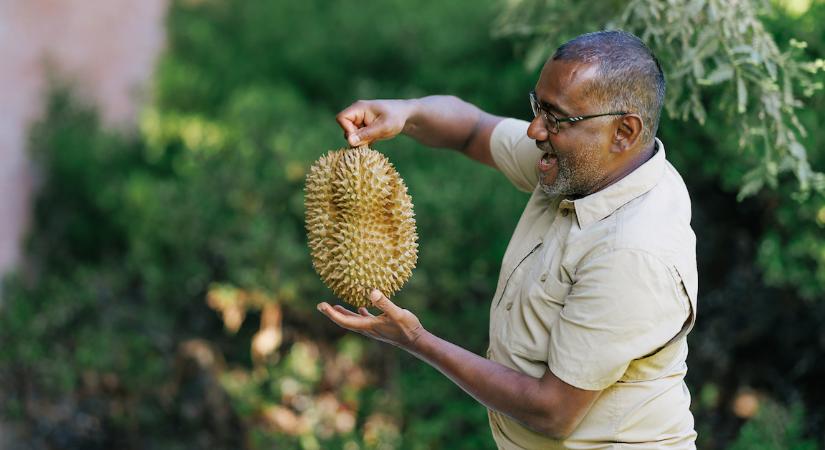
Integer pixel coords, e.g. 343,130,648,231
561,112,627,123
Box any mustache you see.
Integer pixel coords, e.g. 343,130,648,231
536,139,554,154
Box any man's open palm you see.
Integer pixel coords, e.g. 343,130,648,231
317,289,426,351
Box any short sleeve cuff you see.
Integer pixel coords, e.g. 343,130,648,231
547,250,689,391
548,359,617,391
490,118,541,193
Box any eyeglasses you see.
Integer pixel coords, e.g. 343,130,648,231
529,90,627,134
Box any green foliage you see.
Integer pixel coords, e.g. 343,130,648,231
729,400,819,450
496,0,825,306
1,0,532,448
495,0,825,199
753,0,825,299
2,0,824,449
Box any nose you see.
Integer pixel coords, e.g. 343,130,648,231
527,115,549,142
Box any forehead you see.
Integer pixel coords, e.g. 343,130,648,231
534,59,599,113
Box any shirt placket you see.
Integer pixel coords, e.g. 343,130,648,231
488,197,570,360
494,237,543,310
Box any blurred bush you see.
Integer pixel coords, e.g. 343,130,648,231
729,399,817,450
0,0,823,449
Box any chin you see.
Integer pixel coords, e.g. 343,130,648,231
539,182,561,196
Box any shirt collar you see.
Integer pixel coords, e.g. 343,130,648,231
558,138,666,228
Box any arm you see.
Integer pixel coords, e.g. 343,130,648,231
335,96,504,169
412,329,600,438
317,289,600,439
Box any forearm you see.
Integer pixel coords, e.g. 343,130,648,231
405,329,552,435
402,95,500,156
316,292,587,437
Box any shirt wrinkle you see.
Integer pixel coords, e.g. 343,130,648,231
486,119,698,450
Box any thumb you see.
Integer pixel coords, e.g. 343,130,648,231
369,289,399,317
348,120,383,147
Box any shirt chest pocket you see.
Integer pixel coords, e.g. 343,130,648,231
510,269,572,366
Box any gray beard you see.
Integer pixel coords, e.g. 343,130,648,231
539,156,575,196
537,140,603,197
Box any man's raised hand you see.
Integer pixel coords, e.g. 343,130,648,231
335,99,415,147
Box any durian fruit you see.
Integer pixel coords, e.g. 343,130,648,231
304,145,418,307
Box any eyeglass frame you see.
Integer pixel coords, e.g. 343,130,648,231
529,90,627,134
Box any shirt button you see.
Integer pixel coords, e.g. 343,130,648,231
506,302,513,310
540,273,547,282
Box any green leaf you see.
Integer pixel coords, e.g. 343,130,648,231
699,63,733,85
765,60,777,80
692,58,705,79
738,167,765,201
737,75,748,113
788,141,807,160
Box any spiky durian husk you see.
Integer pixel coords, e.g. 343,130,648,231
304,146,418,307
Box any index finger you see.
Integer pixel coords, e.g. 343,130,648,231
335,103,370,136
336,112,359,136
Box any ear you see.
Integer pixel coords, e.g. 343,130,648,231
611,114,643,153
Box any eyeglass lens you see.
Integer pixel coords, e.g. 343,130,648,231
530,92,558,134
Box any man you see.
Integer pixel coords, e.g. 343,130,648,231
317,30,698,449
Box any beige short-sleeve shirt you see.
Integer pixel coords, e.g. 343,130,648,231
486,119,698,449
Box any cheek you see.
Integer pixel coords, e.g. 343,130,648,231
548,132,582,160
568,127,611,158
580,125,615,149
559,136,608,175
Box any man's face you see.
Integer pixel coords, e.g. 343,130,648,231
528,59,617,197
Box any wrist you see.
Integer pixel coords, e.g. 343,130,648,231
401,98,423,135
405,327,434,356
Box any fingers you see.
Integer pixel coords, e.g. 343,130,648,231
349,124,379,147
333,304,374,318
335,100,409,147
369,289,401,320
335,108,361,137
318,302,373,330
336,102,379,146
333,305,360,317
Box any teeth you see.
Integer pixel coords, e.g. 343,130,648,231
538,151,558,173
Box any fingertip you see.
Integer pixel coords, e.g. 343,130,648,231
370,289,382,301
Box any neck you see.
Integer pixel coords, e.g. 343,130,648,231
581,140,656,197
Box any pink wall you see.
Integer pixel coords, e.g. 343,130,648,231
0,0,168,278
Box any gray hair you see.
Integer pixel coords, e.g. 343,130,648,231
552,30,666,146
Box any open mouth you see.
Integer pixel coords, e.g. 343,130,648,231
538,152,558,173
